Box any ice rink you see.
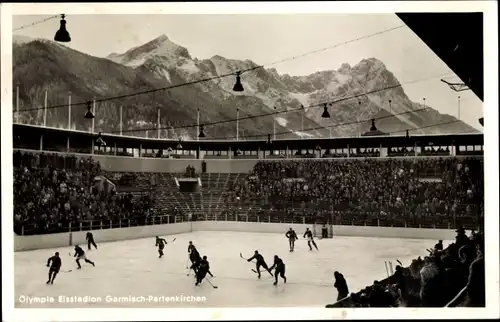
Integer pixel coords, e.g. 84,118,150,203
14,231,443,308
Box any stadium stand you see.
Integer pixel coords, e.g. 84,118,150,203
12,124,484,308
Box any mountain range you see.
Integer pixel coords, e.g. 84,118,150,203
12,34,477,140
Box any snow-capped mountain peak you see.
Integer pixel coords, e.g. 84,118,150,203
106,34,191,68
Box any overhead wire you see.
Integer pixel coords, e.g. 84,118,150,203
13,15,60,32
115,70,453,135
207,107,433,141
18,23,408,114
15,21,467,141
211,119,479,142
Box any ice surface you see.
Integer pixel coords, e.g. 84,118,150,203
14,231,442,308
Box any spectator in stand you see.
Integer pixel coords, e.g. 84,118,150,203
463,241,485,307
230,157,482,229
328,227,485,308
13,151,156,235
334,271,349,301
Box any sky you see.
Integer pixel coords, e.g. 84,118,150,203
12,14,483,130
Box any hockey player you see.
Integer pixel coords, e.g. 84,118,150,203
188,241,201,272
303,228,318,251
195,255,214,286
285,228,298,252
86,231,98,250
74,245,95,269
155,236,167,258
269,255,287,285
247,250,273,279
46,252,61,284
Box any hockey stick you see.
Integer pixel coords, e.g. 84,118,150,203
239,253,248,260
205,277,218,289
62,269,72,273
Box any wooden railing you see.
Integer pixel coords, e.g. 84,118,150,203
15,213,479,236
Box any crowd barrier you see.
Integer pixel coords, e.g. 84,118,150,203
14,220,456,252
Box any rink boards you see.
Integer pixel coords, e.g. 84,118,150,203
14,221,456,251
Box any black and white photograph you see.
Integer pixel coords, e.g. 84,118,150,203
1,1,498,321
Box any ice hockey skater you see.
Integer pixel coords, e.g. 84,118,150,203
246,250,273,279
195,255,214,286
188,241,201,273
86,231,98,250
304,228,319,251
285,227,298,252
155,236,167,258
46,252,62,284
269,255,287,285
74,245,95,269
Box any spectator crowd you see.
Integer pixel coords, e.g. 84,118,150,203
13,151,153,235
225,158,483,229
327,226,484,308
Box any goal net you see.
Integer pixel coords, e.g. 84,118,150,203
312,222,334,239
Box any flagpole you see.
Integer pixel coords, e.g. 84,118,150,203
236,108,239,141
273,106,276,140
301,106,304,139
43,89,48,126
120,105,123,135
157,107,160,139
68,92,72,129
197,108,200,141
91,98,96,133
16,84,19,123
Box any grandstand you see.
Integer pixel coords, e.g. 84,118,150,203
14,123,483,234
12,123,484,308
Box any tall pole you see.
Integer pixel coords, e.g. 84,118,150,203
301,107,304,138
358,101,362,137
458,96,461,120
91,98,96,133
157,107,160,139
16,84,19,123
356,114,360,137
67,92,72,130
197,108,200,141
273,106,276,140
120,105,123,135
43,89,48,127
236,108,239,141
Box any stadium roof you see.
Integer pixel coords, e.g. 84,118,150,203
396,13,483,101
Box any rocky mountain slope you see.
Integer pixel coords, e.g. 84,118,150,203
12,34,477,140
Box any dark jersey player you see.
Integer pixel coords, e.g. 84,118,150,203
74,245,95,269
86,232,98,250
285,228,298,252
269,255,287,285
188,241,201,271
247,250,273,279
303,228,318,251
195,256,214,286
155,236,167,258
46,252,62,284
